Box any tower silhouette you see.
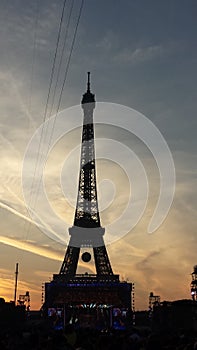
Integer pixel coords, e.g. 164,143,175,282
59,72,114,280
44,74,132,328
191,265,197,301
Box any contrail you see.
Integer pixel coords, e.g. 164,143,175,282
0,235,95,272
3,185,27,208
0,235,62,261
8,71,37,130
0,200,58,239
0,201,37,226
0,134,21,158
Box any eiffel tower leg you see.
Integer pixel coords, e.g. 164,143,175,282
59,245,80,277
93,245,113,276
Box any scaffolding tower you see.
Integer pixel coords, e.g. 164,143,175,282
191,265,197,301
18,291,30,311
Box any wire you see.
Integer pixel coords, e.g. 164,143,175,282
24,0,84,248
28,0,67,212
42,0,68,122
48,0,75,118
56,0,84,114
42,0,85,175
23,0,68,244
28,0,39,122
32,0,84,213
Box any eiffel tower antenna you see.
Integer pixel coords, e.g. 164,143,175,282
87,71,90,92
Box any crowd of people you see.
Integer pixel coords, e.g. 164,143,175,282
0,323,197,350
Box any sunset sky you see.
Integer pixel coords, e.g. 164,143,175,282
0,0,197,310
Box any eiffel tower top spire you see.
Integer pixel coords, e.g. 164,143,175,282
81,72,95,105
87,71,90,92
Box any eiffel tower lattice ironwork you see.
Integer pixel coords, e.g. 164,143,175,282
59,72,114,280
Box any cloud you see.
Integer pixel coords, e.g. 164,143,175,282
113,45,163,65
0,235,96,272
0,201,35,225
136,250,161,268
0,0,196,311
0,200,61,241
0,235,62,261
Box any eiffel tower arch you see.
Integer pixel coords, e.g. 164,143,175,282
44,74,133,329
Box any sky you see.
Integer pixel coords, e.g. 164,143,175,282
0,0,197,310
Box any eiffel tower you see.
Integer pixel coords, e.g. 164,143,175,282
44,74,132,328
59,72,115,280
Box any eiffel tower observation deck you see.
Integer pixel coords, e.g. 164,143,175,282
44,74,132,329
